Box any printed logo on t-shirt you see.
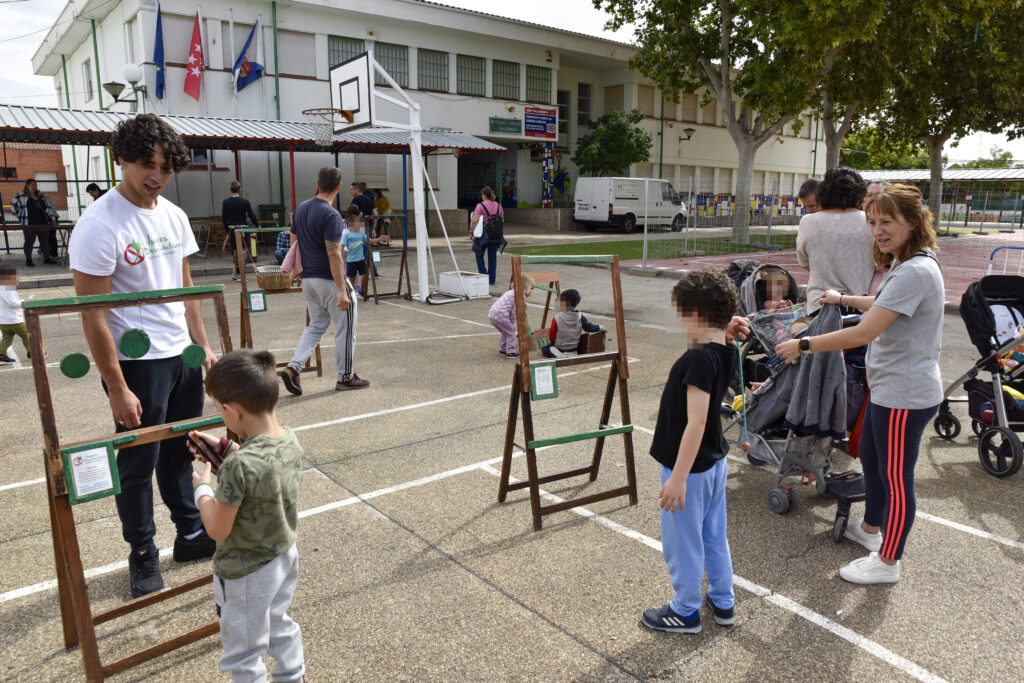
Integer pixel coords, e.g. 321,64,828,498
123,240,146,266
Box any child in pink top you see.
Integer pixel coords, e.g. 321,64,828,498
488,274,534,358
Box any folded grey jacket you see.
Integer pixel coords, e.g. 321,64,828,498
784,304,847,440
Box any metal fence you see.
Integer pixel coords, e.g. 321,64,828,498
1,178,109,254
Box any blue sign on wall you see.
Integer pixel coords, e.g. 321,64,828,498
524,107,557,139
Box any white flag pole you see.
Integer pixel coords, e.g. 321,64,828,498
229,9,238,118
197,5,214,216
258,15,273,205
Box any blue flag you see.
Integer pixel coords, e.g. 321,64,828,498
233,17,265,92
153,4,165,100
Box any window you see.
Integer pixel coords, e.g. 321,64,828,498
701,98,717,125
375,43,408,88
1,167,16,178
525,65,551,104
577,83,592,125
328,36,365,68
556,90,570,136
83,58,94,102
417,49,448,92
493,60,519,100
190,150,212,166
680,94,697,122
456,55,485,96
604,84,624,114
637,84,655,117
55,83,63,107
719,168,734,195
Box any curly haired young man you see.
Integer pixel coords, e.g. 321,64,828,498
69,114,220,598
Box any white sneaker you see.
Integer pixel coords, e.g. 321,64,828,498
844,517,882,552
839,552,900,584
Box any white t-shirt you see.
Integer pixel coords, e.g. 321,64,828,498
69,189,198,360
0,286,24,325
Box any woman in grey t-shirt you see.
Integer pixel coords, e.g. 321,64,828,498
776,184,943,585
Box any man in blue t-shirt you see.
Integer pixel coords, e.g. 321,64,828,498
280,167,370,396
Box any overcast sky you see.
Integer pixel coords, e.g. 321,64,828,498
2,0,1020,163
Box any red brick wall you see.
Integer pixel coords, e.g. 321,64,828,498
1,144,69,211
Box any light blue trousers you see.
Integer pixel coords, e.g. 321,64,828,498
660,458,734,616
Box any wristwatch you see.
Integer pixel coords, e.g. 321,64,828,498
799,338,811,353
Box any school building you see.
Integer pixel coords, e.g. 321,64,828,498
31,0,824,222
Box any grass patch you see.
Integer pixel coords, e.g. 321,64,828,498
505,234,797,260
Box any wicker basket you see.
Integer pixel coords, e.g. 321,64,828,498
255,265,293,291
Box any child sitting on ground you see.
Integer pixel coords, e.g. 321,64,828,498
542,288,606,357
643,269,738,635
342,205,386,300
0,264,29,365
488,274,535,358
189,349,305,682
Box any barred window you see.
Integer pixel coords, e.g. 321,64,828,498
556,90,570,135
493,60,519,100
375,43,408,88
526,65,551,104
82,58,94,102
456,54,485,96
418,49,448,92
577,83,592,125
328,36,365,68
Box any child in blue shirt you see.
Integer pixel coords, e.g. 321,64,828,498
341,204,385,298
643,268,740,634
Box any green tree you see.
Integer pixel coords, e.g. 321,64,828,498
839,125,931,170
571,109,653,177
952,146,1021,169
877,3,1024,215
596,0,886,241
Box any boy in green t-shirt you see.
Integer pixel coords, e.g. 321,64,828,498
190,349,305,682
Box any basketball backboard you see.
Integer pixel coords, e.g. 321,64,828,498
329,52,373,133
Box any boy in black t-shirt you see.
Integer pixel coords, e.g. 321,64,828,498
643,269,739,634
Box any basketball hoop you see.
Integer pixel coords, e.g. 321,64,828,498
302,108,354,148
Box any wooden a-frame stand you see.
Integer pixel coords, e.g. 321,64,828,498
497,255,638,530
235,228,323,377
24,285,233,681
370,244,413,305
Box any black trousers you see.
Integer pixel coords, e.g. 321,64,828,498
106,356,205,551
22,229,58,261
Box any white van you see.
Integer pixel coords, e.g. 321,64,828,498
572,177,687,233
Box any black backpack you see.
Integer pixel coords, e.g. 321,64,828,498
480,203,504,240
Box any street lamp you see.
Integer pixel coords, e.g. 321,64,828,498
678,127,696,143
102,63,148,112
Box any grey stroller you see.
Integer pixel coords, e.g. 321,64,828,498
726,304,867,542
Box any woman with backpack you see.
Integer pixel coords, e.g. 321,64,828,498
472,186,507,285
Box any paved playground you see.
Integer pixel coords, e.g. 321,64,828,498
1,246,1023,681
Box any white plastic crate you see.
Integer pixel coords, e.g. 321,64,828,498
439,271,490,299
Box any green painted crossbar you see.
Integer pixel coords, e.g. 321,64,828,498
170,416,224,432
24,285,225,309
527,424,633,450
234,227,288,233
534,284,558,293
112,434,139,446
520,254,615,265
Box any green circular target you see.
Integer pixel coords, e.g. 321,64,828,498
118,329,151,359
59,353,91,379
182,344,207,369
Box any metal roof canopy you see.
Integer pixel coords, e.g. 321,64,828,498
861,168,1024,183
0,105,506,155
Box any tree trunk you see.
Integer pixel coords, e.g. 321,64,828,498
822,93,859,171
732,141,756,243
923,134,948,218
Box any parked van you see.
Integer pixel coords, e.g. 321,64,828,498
572,177,687,233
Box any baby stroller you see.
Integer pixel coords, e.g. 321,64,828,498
726,304,868,542
732,263,802,390
933,274,1024,477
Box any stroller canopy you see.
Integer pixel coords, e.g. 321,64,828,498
739,264,799,317
960,275,1024,360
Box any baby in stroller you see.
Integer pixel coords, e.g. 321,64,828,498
728,304,868,542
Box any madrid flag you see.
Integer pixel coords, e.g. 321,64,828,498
233,16,265,92
183,12,204,101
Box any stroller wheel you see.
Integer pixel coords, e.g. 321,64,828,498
932,412,961,440
977,426,1023,478
767,487,794,515
832,516,848,543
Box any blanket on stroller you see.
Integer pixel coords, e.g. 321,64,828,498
784,305,847,440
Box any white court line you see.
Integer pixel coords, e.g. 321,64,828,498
381,300,493,327
0,477,46,492
477,464,945,683
634,425,1024,555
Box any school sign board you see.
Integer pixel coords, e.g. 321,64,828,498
524,107,557,139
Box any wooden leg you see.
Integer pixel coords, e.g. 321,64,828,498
519,377,544,531
497,368,522,503
213,293,233,354
47,482,77,648
618,375,638,505
54,496,104,681
589,360,620,481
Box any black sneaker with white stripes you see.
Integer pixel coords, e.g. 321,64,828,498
640,603,701,634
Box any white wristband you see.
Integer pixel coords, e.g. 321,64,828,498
193,483,214,508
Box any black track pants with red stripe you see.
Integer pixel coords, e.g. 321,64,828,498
860,402,939,561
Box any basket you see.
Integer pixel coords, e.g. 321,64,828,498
255,265,293,291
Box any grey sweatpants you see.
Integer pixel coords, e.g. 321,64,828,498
289,276,357,381
214,544,304,683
